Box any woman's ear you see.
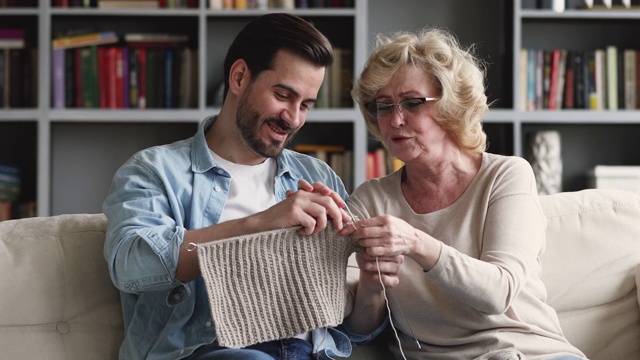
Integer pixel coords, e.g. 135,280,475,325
228,59,250,96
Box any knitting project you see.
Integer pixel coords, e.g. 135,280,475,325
196,225,358,349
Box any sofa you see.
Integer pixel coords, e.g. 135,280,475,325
1,188,639,360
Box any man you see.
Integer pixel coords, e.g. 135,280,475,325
103,13,364,360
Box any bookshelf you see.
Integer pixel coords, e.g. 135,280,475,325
367,0,640,192
0,0,366,218
2,0,639,218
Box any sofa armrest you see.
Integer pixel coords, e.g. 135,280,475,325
0,214,123,360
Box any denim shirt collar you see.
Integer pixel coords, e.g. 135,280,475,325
192,116,302,183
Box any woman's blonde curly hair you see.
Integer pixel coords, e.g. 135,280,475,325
351,27,489,154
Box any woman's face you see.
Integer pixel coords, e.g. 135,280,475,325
374,65,449,163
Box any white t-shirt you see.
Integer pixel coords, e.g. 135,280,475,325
211,150,277,223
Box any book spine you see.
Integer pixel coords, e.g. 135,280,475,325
52,48,65,108
0,50,4,107
138,48,146,109
64,48,75,108
52,31,118,50
624,49,636,110
115,47,125,108
548,49,560,110
122,47,129,109
129,48,138,109
606,46,618,110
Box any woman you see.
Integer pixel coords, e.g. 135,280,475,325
339,28,586,360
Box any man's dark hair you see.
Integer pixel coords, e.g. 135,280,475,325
222,13,334,100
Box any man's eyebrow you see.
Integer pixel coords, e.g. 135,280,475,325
273,84,317,103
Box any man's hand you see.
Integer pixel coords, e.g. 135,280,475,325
283,179,351,234
257,180,348,235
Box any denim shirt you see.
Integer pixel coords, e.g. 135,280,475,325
102,116,373,360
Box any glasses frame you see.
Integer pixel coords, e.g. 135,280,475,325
365,97,439,121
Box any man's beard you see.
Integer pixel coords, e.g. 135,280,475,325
236,93,298,158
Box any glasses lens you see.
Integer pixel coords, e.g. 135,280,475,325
400,98,427,114
369,103,393,119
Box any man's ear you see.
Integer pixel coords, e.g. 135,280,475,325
228,59,250,96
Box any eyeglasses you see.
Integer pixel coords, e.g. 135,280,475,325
364,97,439,120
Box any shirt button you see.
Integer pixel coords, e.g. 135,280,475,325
214,186,221,192
205,321,212,328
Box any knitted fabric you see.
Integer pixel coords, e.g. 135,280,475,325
196,225,358,349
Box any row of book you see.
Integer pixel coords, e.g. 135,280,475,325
51,32,198,109
50,0,352,9
1,29,37,108
524,0,640,11
519,47,640,111
211,47,353,109
0,48,38,109
209,0,354,9
52,0,198,8
0,0,37,7
316,47,353,109
294,144,353,192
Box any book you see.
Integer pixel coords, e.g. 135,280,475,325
555,49,567,110
137,47,147,108
178,47,197,108
563,50,575,109
548,49,561,110
624,49,636,110
0,28,25,49
542,50,552,109
637,49,640,109
52,48,65,108
79,46,99,108
527,48,536,110
124,33,189,48
573,50,585,109
52,31,119,50
606,45,618,110
64,47,76,108
535,49,544,110
518,48,528,111
593,49,606,110
98,0,159,8
128,47,139,108
0,50,4,107
0,39,24,49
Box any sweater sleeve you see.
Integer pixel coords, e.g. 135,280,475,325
427,157,547,315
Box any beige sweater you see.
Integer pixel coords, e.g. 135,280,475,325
348,153,585,360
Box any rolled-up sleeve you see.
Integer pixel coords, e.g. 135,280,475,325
103,155,187,294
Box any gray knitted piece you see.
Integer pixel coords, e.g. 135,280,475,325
196,225,358,349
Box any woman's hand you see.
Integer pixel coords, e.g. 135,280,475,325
355,252,403,293
340,214,441,272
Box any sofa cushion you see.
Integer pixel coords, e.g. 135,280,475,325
0,213,123,360
540,189,640,359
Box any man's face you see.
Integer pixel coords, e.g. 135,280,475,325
234,50,325,158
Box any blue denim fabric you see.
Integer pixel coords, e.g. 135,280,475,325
187,338,313,360
337,317,390,345
103,116,352,360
